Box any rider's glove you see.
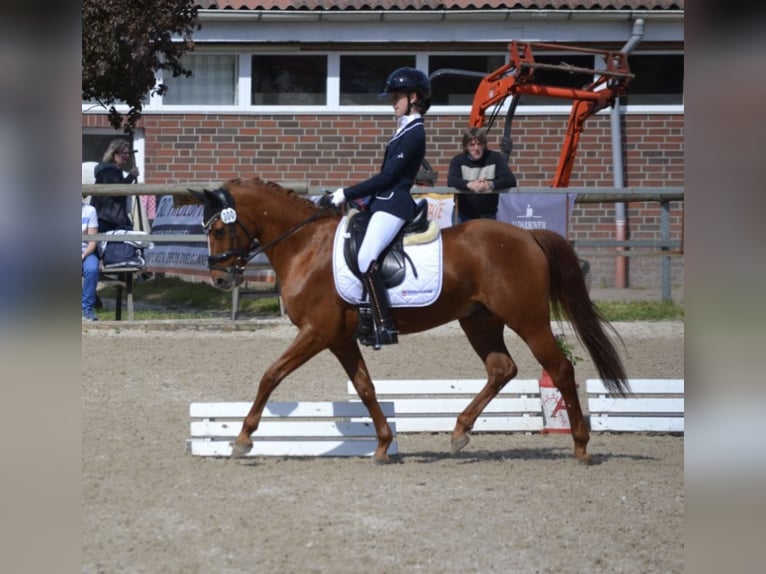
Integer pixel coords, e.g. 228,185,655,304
331,188,346,206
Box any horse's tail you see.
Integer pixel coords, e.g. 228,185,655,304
531,229,630,396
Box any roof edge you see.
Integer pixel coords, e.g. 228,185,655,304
197,8,685,23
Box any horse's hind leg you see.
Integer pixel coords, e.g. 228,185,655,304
523,327,591,463
452,314,518,453
330,340,395,463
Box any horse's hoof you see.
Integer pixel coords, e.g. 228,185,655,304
574,452,593,465
230,441,252,458
373,453,393,465
450,434,470,454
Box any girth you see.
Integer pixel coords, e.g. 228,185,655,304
343,199,430,288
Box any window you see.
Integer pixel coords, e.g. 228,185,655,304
82,134,128,164
623,54,684,105
162,54,237,105
82,129,144,187
340,55,415,105
86,49,681,111
429,55,506,106
252,55,327,105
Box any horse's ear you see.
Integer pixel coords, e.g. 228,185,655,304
209,187,235,210
174,188,205,207
188,188,206,203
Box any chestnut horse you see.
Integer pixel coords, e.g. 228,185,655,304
190,178,628,463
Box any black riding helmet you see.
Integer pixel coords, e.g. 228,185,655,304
380,67,431,99
380,67,431,114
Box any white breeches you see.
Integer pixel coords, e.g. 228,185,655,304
357,210,406,273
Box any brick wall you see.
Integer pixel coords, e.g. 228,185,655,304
83,111,684,290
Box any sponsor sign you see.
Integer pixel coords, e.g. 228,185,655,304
415,193,454,229
498,193,574,237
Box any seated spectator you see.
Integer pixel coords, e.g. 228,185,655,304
82,200,99,321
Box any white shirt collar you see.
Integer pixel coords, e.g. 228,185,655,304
396,113,421,134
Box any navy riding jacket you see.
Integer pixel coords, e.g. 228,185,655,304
343,117,425,221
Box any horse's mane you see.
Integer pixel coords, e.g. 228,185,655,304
224,177,319,211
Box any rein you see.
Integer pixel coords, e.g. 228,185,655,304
205,206,332,274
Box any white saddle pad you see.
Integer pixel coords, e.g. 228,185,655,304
332,215,443,307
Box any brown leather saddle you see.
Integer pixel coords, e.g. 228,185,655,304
342,199,430,288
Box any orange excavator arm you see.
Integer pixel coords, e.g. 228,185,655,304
468,41,634,187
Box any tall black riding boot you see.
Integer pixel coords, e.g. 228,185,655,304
355,304,375,345
359,261,398,349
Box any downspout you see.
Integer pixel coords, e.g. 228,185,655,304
612,18,645,288
611,97,627,288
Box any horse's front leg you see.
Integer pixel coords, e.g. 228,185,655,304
330,340,394,463
231,327,326,458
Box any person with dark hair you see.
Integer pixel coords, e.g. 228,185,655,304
328,67,431,349
447,127,517,224
92,138,139,232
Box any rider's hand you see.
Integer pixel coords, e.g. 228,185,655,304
331,188,346,206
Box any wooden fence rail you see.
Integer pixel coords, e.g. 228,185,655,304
83,183,683,204
82,184,684,312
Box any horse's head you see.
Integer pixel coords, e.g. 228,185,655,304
189,186,257,290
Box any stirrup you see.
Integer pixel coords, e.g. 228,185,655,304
359,326,398,350
375,328,398,347
356,307,398,349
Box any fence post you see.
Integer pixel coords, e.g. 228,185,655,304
661,200,672,301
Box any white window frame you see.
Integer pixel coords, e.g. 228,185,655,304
82,49,684,117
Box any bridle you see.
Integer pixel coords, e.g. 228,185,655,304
203,203,332,275
202,207,257,274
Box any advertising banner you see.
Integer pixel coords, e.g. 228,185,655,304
497,193,574,238
414,193,454,229
415,192,571,236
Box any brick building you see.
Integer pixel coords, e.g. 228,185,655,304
82,1,684,290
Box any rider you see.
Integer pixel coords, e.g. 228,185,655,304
329,67,431,349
